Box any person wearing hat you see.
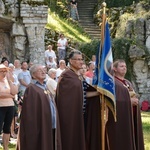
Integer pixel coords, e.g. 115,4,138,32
0,64,18,150
1,57,9,67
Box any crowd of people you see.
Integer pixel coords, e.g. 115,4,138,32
0,45,144,150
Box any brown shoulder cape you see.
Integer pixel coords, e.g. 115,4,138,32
55,69,101,150
17,83,62,150
105,78,144,150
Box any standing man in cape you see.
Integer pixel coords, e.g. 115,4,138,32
55,50,101,150
105,59,144,150
17,64,62,150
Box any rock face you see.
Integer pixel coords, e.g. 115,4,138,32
0,0,48,64
113,2,150,103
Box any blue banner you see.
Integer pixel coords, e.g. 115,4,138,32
93,22,116,118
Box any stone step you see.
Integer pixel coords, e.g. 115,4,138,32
78,5,95,9
79,20,94,23
78,2,96,4
78,10,94,14
78,13,93,19
78,11,94,14
78,7,93,10
84,25,100,30
79,20,95,24
83,28,101,34
78,1,97,4
89,34,101,38
80,15,93,18
78,7,94,10
79,23,97,26
77,0,100,39
84,28,100,32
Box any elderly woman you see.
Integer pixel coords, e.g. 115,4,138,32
0,64,18,150
47,68,57,97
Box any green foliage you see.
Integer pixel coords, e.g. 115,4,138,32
46,11,91,43
44,0,57,11
104,0,139,7
79,39,100,62
56,1,69,18
46,0,69,18
98,0,149,7
112,38,132,80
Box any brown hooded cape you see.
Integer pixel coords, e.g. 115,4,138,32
16,83,62,150
55,69,101,150
105,78,144,150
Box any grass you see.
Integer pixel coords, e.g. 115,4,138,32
141,111,150,150
46,9,91,43
0,111,149,150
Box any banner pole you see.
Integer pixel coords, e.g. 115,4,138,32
101,94,105,150
100,2,107,150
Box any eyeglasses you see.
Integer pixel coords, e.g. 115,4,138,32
36,69,46,73
71,58,84,61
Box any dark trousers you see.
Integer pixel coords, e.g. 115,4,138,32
0,106,14,134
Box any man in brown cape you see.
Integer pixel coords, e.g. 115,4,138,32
105,59,144,150
55,50,101,150
16,64,61,150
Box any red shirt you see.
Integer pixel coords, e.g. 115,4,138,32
85,71,94,78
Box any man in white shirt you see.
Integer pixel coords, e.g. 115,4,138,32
45,45,57,64
18,61,31,95
13,59,22,77
57,34,68,61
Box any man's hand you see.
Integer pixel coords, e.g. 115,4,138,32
131,97,139,106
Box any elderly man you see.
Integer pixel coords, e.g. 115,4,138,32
17,64,61,150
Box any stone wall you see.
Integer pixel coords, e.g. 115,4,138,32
0,0,48,64
112,2,150,102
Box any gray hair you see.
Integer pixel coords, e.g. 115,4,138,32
59,60,65,65
30,64,41,77
48,68,56,76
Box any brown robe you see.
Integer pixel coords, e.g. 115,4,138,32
16,83,62,150
55,69,101,150
105,78,144,150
